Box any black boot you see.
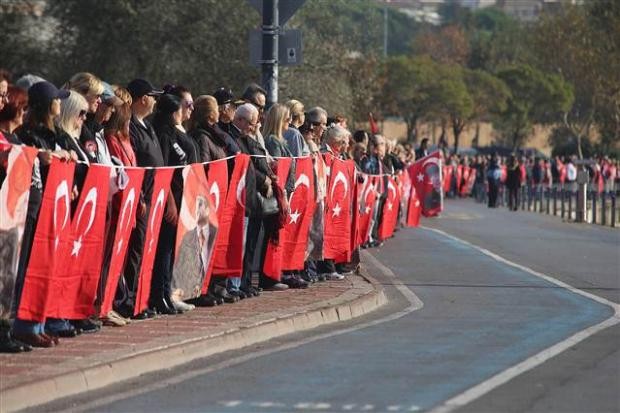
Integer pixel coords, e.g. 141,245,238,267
0,321,32,353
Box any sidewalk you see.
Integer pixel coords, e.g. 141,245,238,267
0,271,386,412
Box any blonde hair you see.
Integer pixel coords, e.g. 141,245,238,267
59,90,88,139
262,103,290,141
188,95,218,131
285,99,304,122
65,72,104,97
113,85,132,106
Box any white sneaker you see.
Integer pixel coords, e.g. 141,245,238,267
327,272,345,280
172,300,195,312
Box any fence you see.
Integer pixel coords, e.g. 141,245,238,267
514,185,619,227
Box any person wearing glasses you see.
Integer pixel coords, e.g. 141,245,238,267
163,84,194,133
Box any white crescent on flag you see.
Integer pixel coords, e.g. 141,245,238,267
288,173,310,224
116,188,135,254
53,180,70,251
387,180,397,201
71,187,98,256
209,182,220,212
148,189,165,253
236,175,246,207
330,171,348,201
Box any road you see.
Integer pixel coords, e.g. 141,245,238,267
38,199,620,413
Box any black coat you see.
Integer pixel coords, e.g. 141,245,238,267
230,125,274,217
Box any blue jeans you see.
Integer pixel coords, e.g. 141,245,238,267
12,319,44,334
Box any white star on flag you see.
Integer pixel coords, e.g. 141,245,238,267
332,203,342,217
415,200,420,207
417,173,425,182
289,209,301,224
365,206,372,214
387,202,393,211
71,236,83,256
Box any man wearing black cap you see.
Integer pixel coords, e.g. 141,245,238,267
117,78,164,319
213,87,235,136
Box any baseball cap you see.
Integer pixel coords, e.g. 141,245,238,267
213,87,234,106
28,81,70,104
127,78,163,99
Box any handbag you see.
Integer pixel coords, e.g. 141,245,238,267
257,191,279,216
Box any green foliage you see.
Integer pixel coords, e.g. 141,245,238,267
495,64,573,149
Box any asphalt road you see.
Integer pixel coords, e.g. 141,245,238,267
39,199,619,413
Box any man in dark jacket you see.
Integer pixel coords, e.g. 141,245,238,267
117,78,164,319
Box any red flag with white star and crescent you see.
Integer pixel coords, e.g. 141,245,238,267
407,183,422,227
378,175,400,240
408,151,443,218
203,158,229,289
357,174,378,246
211,154,249,277
100,168,144,316
263,157,293,280
323,154,353,263
280,157,316,271
18,159,75,322
49,164,111,319
134,167,174,316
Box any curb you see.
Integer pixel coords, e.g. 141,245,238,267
1,271,387,412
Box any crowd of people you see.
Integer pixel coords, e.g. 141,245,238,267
441,149,619,210
0,69,420,353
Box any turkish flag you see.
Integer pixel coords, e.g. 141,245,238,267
398,170,411,227
0,145,38,319
358,175,378,245
49,164,111,319
18,159,75,322
211,154,249,277
172,164,218,301
350,168,361,251
203,159,229,288
263,157,293,280
379,176,400,240
323,154,353,263
134,167,174,315
100,168,144,316
443,165,453,194
407,184,422,227
408,151,443,217
459,166,470,196
280,157,316,271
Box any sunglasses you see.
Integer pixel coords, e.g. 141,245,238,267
184,100,194,110
78,110,88,118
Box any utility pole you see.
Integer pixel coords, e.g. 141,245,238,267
262,0,279,105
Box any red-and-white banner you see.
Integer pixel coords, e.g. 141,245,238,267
211,154,249,277
358,175,378,246
379,176,400,240
407,184,422,227
134,167,174,315
49,164,111,319
0,145,38,318
263,157,293,280
172,164,218,301
281,157,316,271
203,159,229,291
100,168,144,316
408,151,443,217
323,155,353,263
18,159,75,322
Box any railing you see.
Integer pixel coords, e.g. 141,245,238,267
515,185,619,227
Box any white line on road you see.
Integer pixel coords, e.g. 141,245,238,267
59,252,423,413
423,226,620,413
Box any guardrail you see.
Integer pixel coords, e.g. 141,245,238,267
514,185,619,227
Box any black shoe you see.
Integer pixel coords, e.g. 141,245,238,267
240,287,256,298
228,289,246,300
131,310,150,320
71,319,100,334
214,286,238,303
0,332,32,353
152,299,179,315
194,294,218,307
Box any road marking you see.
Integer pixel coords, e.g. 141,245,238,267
58,252,423,413
423,226,620,413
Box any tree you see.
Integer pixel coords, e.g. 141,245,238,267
412,25,470,65
380,56,440,142
434,65,473,152
531,2,620,158
495,64,573,150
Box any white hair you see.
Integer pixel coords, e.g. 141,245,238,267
325,125,349,145
234,103,258,122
